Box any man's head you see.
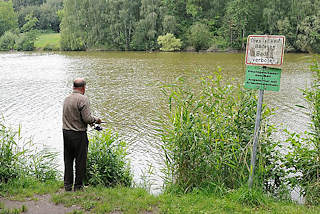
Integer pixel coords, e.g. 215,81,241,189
73,78,86,94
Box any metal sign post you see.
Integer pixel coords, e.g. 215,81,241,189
248,85,264,188
245,35,285,188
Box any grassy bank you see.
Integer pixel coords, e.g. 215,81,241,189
1,180,320,214
34,33,60,51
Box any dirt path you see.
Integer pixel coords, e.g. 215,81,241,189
0,194,84,214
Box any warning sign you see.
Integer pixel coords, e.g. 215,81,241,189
245,35,285,66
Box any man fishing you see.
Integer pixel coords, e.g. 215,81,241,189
62,78,101,191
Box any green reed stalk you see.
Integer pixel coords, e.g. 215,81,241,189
0,120,60,184
86,129,132,187
158,69,284,195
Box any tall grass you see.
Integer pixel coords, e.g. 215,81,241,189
157,69,285,195
85,129,132,187
0,120,60,187
285,56,320,204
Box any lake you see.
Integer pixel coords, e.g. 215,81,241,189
0,51,314,193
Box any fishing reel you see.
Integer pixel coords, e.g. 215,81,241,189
93,124,103,131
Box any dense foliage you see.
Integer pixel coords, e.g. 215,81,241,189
0,1,44,51
59,0,320,52
157,71,286,195
1,0,320,52
0,121,60,184
157,33,182,51
12,0,63,32
85,129,132,187
0,0,18,37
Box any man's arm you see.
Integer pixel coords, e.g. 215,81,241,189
80,97,101,125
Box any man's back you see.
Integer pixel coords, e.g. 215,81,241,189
62,90,95,131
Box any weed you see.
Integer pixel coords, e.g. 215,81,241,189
227,186,269,207
157,69,286,195
0,204,27,214
0,120,60,186
136,164,157,194
85,129,132,187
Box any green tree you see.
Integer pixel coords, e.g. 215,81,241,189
187,22,211,51
39,0,63,32
157,33,182,51
15,13,38,51
12,0,44,10
60,0,88,50
0,0,18,37
17,5,41,29
132,0,163,50
105,0,139,50
21,13,38,32
162,15,177,35
296,15,320,53
84,0,109,48
223,0,250,49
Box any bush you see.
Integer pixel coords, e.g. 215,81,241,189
157,33,182,52
0,31,17,51
158,69,285,195
85,129,132,187
14,31,37,51
0,120,60,184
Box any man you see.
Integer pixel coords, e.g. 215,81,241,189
62,78,101,191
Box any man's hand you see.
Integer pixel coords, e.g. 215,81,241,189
95,118,102,124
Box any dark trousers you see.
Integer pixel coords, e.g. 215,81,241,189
63,129,89,191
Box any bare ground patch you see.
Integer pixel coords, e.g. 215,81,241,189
0,194,84,214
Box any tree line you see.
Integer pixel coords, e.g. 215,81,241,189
0,0,62,50
1,0,320,52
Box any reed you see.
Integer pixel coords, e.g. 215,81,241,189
85,129,132,187
157,69,285,195
0,120,60,185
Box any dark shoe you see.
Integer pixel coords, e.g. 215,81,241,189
64,183,73,191
74,185,83,191
65,187,72,192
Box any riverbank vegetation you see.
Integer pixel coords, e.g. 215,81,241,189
2,179,320,213
0,120,60,184
85,129,132,187
59,0,320,52
158,71,285,196
1,0,320,52
156,56,320,205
